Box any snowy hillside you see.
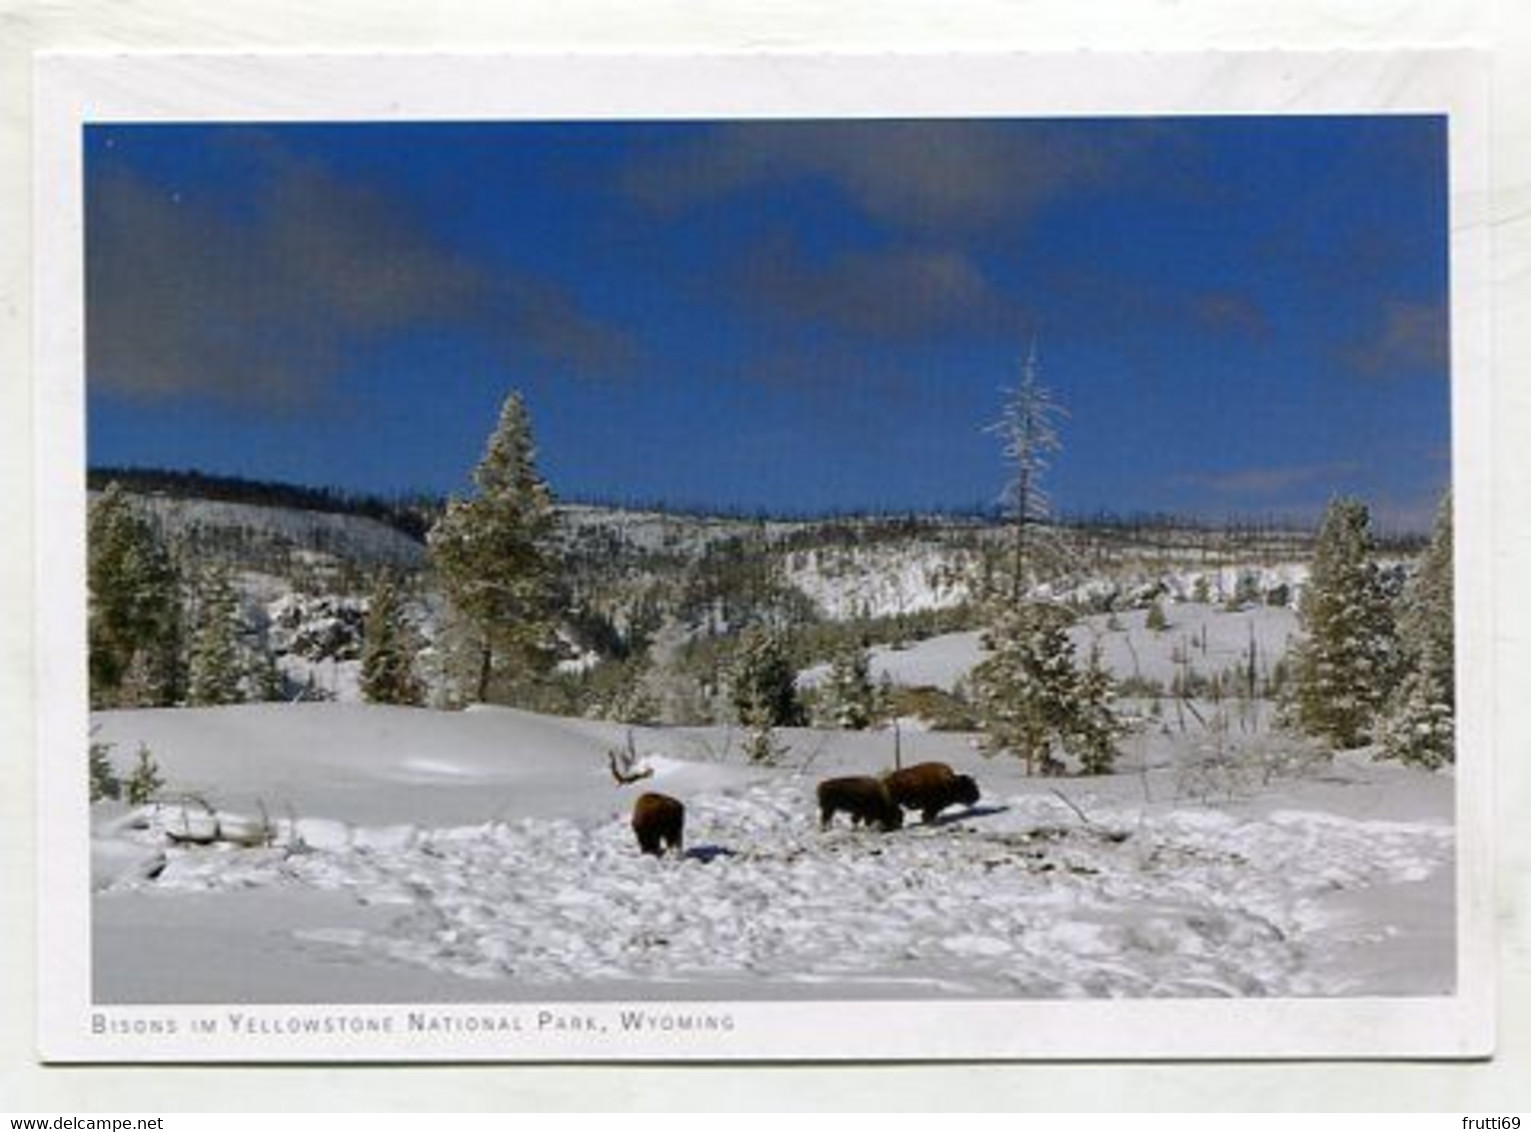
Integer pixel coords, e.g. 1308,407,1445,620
783,542,979,619
559,502,1318,624
800,602,1300,696
90,702,1453,1004
101,491,427,570
557,504,801,556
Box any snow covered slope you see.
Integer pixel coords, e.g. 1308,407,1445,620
800,602,1301,694
783,542,979,618
111,492,427,569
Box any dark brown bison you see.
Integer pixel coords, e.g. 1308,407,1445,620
816,776,903,832
883,762,980,824
631,792,685,857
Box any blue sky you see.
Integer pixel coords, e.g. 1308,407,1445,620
84,116,1450,529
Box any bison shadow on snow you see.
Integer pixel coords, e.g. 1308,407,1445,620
921,801,1009,827
682,843,737,864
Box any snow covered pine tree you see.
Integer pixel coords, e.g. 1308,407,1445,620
360,570,424,706
1377,491,1454,769
186,563,246,706
1288,496,1399,750
87,481,183,708
820,639,876,730
729,625,804,763
427,390,563,704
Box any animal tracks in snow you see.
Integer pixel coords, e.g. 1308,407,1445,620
101,778,1453,999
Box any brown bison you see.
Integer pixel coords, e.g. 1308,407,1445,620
816,776,903,832
631,792,685,857
883,762,980,824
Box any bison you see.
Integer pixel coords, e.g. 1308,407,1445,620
883,761,980,824
816,776,903,832
631,792,685,857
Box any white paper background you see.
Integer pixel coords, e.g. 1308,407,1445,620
3,0,1529,1112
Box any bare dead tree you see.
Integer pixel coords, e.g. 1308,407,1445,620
985,338,1068,600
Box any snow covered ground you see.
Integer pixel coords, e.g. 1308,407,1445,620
90,701,1453,1004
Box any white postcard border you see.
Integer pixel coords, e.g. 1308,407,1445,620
34,49,1495,1062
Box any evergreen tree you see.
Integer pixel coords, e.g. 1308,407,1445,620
728,626,804,730
1395,491,1454,704
1375,668,1454,770
87,483,183,707
89,736,121,802
360,571,423,706
1070,643,1121,775
729,626,803,762
427,391,563,704
972,600,1106,775
124,743,165,805
187,564,245,706
251,645,287,703
601,660,661,726
1288,497,1399,749
821,640,876,730
1377,492,1454,768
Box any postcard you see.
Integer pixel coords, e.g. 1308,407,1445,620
34,49,1493,1061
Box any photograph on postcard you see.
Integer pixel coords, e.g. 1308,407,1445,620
35,52,1493,1061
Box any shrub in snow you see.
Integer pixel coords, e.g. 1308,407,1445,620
124,743,165,805
89,736,121,803
740,722,787,765
1286,497,1399,750
1227,571,1261,610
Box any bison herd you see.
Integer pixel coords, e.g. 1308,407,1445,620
631,761,980,857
